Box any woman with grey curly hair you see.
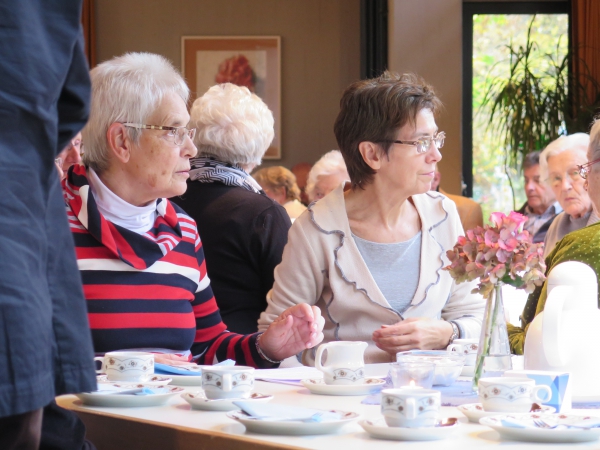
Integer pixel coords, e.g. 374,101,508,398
172,83,291,333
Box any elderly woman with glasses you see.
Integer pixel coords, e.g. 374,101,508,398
538,133,596,257
66,52,324,367
258,72,484,364
509,120,600,354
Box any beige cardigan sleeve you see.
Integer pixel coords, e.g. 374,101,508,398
257,219,325,331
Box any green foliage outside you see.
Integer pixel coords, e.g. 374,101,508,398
472,14,568,222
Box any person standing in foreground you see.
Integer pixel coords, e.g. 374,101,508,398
0,1,96,448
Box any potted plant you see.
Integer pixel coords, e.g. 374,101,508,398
480,15,600,209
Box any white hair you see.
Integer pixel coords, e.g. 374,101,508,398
190,83,274,167
82,52,189,172
590,119,600,162
306,150,349,201
539,133,590,182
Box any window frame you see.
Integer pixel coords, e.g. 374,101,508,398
461,1,569,197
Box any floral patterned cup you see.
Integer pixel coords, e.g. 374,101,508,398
202,366,255,399
478,377,552,412
447,339,479,366
94,351,154,382
381,388,441,428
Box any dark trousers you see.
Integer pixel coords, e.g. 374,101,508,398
40,401,96,450
0,408,43,450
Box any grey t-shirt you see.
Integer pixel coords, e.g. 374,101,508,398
352,231,421,314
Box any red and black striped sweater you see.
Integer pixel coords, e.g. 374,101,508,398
62,165,272,367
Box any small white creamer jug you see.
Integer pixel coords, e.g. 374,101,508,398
315,341,368,385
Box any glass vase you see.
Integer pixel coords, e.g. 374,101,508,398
472,282,512,392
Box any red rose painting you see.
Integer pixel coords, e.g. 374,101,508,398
215,55,255,92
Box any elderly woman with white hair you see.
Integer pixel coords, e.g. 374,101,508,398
172,83,292,334
539,133,596,256
306,150,350,202
66,52,323,366
509,120,600,353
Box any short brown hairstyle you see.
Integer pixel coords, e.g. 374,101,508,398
333,72,442,188
253,166,301,202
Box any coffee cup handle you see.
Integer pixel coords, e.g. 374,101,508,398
405,398,417,419
222,373,233,392
315,343,331,375
93,356,104,374
532,385,552,403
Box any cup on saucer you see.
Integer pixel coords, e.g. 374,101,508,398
314,341,368,385
478,377,552,413
94,351,154,382
447,339,478,366
201,365,254,399
381,388,441,428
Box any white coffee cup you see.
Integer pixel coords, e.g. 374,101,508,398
478,377,552,412
447,339,479,366
201,366,255,399
314,341,368,385
381,388,441,428
94,351,154,382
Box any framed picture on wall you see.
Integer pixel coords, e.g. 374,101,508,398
182,36,281,160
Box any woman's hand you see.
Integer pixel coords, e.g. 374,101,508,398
372,318,454,356
153,353,194,366
258,304,325,362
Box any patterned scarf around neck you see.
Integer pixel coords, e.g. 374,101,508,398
189,155,263,194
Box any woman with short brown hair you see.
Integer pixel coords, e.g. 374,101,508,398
258,72,484,364
253,166,306,221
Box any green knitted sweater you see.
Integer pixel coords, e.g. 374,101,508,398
508,222,600,354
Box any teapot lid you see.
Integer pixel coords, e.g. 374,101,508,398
547,261,597,287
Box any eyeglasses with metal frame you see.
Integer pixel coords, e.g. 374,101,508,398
382,131,445,154
577,158,600,180
122,123,197,146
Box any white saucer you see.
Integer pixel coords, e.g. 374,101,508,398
96,375,172,386
360,417,459,441
168,374,204,386
301,378,385,396
76,386,184,407
460,365,474,377
480,413,600,443
458,403,555,423
227,410,359,435
181,391,273,411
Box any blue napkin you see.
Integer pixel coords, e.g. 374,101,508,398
233,402,342,422
154,363,202,376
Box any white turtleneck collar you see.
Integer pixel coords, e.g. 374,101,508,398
87,167,157,234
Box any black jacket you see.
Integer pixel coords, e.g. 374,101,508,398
172,181,291,334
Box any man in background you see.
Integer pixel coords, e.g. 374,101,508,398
0,1,96,448
517,151,561,243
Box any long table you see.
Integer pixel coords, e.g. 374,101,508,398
57,368,600,450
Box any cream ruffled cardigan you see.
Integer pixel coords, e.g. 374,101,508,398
258,185,485,364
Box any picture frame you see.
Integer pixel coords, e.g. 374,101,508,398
182,36,282,160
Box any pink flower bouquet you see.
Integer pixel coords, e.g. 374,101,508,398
444,211,546,299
